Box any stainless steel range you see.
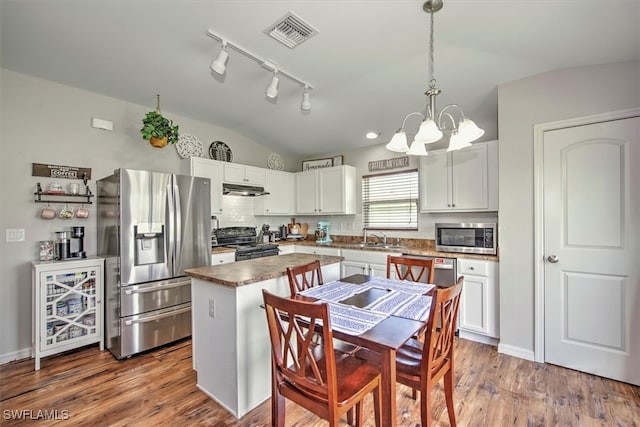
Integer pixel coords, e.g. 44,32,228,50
214,226,280,261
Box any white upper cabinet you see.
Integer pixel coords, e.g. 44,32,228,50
420,140,498,212
295,166,356,215
254,169,294,216
187,157,224,214
223,163,266,186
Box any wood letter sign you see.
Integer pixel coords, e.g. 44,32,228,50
32,163,92,180
368,156,409,172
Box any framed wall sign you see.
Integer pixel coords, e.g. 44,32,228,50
301,158,333,171
368,156,410,172
332,155,343,166
32,163,92,180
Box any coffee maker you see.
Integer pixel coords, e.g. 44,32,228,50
55,227,86,260
315,221,332,243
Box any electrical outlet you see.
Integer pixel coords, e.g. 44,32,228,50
208,299,215,318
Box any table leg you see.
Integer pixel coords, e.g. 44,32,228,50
380,349,397,427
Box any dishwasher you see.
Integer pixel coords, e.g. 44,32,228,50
400,254,457,287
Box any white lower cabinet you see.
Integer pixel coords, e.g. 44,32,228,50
341,249,402,278
211,252,235,265
32,257,104,370
457,259,499,343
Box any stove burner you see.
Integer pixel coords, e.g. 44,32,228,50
213,227,280,261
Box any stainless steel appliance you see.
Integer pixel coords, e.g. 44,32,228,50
399,255,457,288
213,226,279,261
435,222,497,255
97,169,210,359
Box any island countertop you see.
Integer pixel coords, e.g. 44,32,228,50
184,253,344,287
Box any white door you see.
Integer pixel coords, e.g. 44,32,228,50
543,117,640,385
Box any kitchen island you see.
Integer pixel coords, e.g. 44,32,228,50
184,253,343,419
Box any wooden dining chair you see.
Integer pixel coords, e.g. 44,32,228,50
262,289,381,427
394,276,463,427
286,260,324,296
387,255,435,284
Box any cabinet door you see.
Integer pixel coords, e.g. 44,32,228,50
257,170,293,215
319,167,344,214
451,143,488,210
420,150,450,211
191,158,223,214
244,166,266,186
458,274,490,335
296,171,319,214
342,260,368,277
368,262,388,278
223,163,246,184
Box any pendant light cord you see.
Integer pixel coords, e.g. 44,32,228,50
429,9,436,90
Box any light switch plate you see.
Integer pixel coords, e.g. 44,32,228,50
6,228,25,242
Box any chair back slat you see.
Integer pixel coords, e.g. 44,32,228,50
287,260,324,296
422,277,463,375
263,289,336,402
387,255,435,284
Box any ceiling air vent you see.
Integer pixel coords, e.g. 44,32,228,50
265,12,318,49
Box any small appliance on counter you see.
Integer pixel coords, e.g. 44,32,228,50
54,226,86,260
315,221,332,243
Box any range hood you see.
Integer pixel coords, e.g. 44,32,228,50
222,182,270,197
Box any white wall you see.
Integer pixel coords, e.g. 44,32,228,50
497,60,639,358
0,70,299,362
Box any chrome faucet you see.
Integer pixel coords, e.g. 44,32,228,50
366,231,387,245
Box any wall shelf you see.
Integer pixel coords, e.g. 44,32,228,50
34,192,94,204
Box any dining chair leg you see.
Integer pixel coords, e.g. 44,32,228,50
355,401,364,427
373,386,381,427
347,408,354,425
444,369,457,427
412,389,418,400
420,382,433,427
271,365,284,427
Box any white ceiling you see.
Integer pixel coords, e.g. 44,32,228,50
2,0,638,157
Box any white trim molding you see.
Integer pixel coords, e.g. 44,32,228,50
498,343,535,362
532,107,640,363
0,347,32,366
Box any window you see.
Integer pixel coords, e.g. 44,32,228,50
362,169,418,230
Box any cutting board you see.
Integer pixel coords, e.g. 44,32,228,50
299,223,309,239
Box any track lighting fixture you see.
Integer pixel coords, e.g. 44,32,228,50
206,29,313,110
301,85,311,111
210,41,229,75
265,71,279,99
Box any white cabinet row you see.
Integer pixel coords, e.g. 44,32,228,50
185,157,356,217
340,248,402,278
420,140,498,212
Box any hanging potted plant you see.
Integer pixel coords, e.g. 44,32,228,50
140,94,179,148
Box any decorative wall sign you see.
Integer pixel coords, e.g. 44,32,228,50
32,163,92,180
302,157,333,171
332,155,344,166
368,156,410,172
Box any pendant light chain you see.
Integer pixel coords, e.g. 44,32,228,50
429,9,436,90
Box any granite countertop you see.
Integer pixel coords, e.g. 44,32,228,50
185,253,344,287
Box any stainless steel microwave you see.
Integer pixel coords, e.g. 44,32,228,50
435,223,497,255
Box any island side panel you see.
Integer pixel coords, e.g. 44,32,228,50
235,276,290,418
192,277,239,417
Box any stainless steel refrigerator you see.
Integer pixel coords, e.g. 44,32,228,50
97,169,210,359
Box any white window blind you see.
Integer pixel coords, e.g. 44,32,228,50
362,169,418,230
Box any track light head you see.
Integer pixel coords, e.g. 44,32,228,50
265,71,279,99
210,42,228,75
301,85,311,111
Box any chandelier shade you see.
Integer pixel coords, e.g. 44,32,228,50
386,0,483,155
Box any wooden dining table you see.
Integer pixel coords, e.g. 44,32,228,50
300,274,429,427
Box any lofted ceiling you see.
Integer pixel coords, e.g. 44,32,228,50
1,0,638,157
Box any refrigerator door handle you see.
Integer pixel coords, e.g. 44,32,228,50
124,306,191,326
173,179,182,267
124,279,191,295
166,181,176,272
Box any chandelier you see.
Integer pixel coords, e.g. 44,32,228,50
386,0,484,155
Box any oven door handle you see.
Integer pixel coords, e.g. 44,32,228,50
124,279,191,295
124,306,191,326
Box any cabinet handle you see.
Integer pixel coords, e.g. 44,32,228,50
469,266,475,270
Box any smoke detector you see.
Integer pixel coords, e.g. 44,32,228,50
264,11,318,49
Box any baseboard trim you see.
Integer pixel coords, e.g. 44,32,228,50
498,343,535,361
0,347,32,366
458,330,499,347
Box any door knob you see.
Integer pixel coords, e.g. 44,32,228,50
547,255,559,263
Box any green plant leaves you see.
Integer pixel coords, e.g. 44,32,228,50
140,111,179,144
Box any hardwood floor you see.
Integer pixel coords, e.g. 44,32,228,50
1,338,638,426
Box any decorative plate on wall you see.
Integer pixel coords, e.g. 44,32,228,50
209,141,233,162
267,153,284,170
175,134,203,158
